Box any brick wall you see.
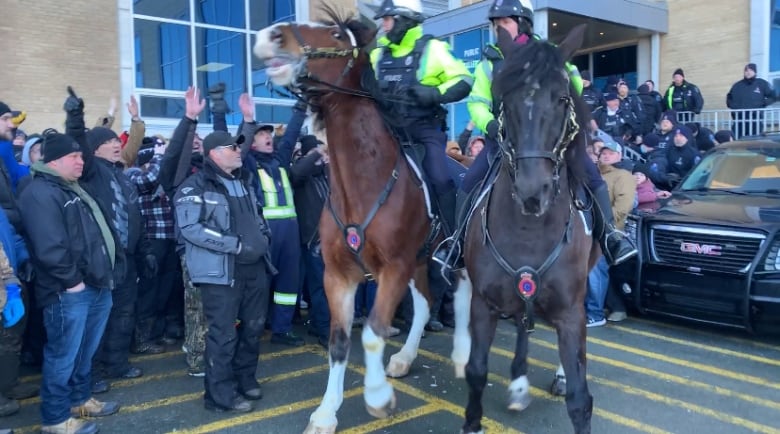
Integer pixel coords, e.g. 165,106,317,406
1,0,121,135
659,0,749,110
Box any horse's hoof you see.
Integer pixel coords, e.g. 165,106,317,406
302,421,336,434
386,354,411,378
365,391,396,418
508,390,532,412
460,429,485,434
550,376,567,396
454,363,466,379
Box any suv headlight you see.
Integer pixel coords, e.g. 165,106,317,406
764,239,779,271
624,215,639,244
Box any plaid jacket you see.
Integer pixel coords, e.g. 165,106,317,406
126,155,175,240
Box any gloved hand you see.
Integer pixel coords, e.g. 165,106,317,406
63,86,84,115
293,99,308,113
236,239,263,264
409,85,441,106
485,120,500,141
18,260,34,282
143,254,158,279
2,284,25,328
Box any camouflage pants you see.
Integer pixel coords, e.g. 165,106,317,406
182,258,207,370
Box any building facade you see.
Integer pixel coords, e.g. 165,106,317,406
1,0,778,137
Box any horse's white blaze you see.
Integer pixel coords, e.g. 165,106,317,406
451,270,472,378
362,326,393,409
387,279,428,377
253,25,295,85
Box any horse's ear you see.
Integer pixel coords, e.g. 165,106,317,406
557,24,586,62
495,26,516,58
349,21,378,48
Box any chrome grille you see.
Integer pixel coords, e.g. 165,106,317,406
649,224,766,273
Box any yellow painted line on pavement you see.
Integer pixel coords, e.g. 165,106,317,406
173,387,366,434
14,364,331,434
629,317,780,353
518,325,780,390
19,345,322,407
580,335,780,391
19,350,187,384
388,341,668,434
347,364,524,434
488,345,780,434
174,352,522,434
535,322,780,367
339,403,440,434
528,336,780,412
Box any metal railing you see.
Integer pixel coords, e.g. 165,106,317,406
675,107,780,140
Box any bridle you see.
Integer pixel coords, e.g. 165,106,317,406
286,23,373,99
496,93,580,196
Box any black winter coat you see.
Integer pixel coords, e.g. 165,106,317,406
727,77,774,110
290,152,329,247
18,171,115,307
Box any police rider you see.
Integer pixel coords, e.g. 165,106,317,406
458,0,638,267
370,0,473,260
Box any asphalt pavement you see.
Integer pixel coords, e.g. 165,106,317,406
4,312,780,434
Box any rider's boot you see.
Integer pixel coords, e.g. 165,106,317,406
432,188,464,271
592,185,638,266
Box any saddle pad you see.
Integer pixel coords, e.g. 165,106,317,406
402,150,434,219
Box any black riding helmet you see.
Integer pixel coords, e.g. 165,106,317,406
372,0,425,21
487,0,534,27
372,0,425,44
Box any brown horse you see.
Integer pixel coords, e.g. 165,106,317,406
254,9,436,434
450,26,599,434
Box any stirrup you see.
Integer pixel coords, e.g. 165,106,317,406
432,236,463,283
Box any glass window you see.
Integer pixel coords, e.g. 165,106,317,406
196,0,245,28
771,0,780,72
140,95,186,119
250,0,296,30
256,104,293,125
133,0,189,20
592,45,637,91
195,28,248,125
135,19,191,91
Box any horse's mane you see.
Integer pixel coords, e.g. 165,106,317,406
494,39,590,186
311,4,410,131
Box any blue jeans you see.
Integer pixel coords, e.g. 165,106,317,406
585,256,609,321
40,286,112,425
303,244,329,338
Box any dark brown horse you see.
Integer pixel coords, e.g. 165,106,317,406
450,25,599,434
254,9,435,434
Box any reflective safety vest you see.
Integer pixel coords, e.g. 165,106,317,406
257,168,297,220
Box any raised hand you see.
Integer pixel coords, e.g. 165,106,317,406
239,93,255,121
127,95,140,120
185,86,206,121
64,86,84,114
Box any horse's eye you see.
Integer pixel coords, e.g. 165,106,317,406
331,31,342,39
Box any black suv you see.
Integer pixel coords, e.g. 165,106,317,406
616,138,780,333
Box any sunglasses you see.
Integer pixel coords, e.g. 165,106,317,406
217,143,239,152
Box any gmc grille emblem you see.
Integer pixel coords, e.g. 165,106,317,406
680,242,722,256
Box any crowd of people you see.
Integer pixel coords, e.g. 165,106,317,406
1,0,776,433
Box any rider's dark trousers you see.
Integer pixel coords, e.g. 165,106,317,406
410,124,455,196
